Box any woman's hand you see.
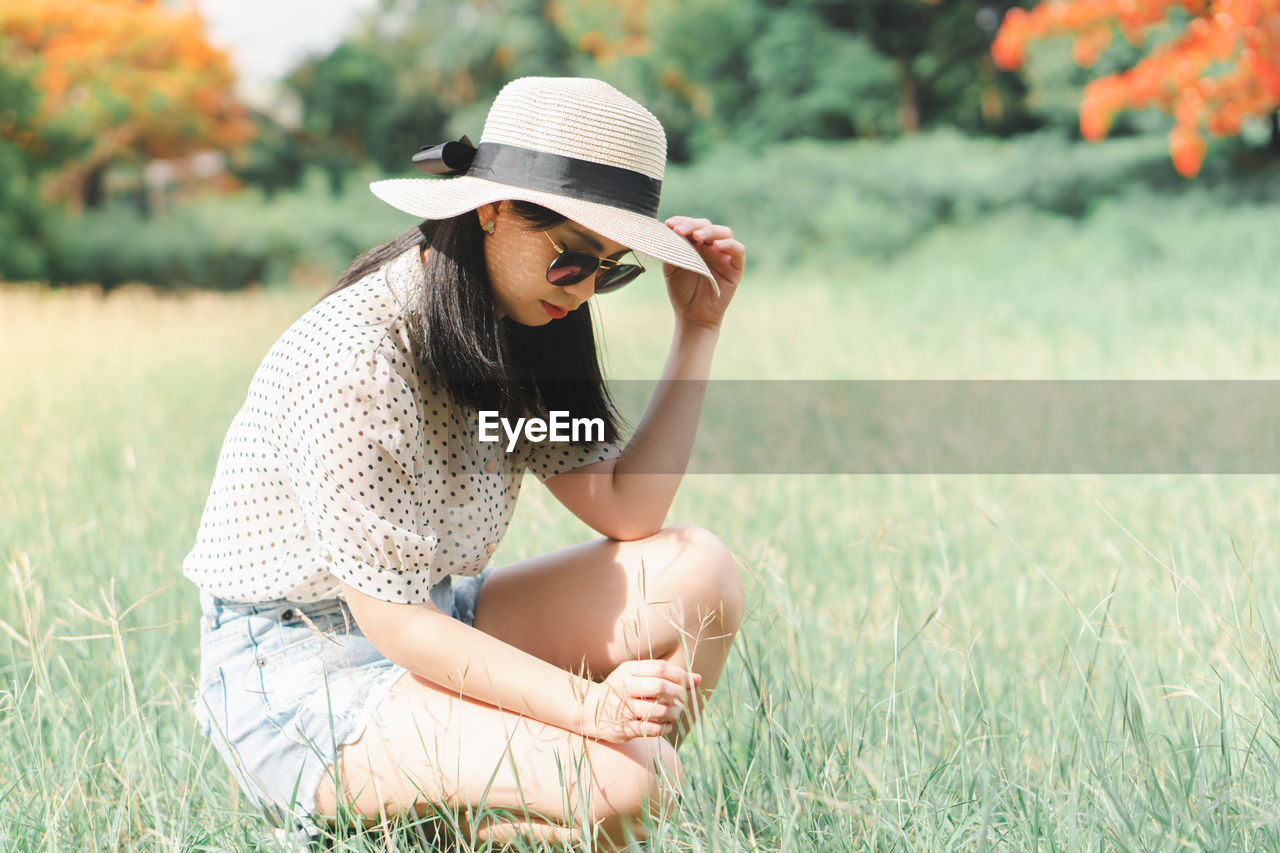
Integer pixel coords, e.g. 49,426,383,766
580,659,702,743
663,216,746,331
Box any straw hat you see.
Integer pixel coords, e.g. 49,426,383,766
369,76,718,293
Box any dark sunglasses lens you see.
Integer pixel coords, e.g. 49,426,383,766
594,264,643,293
546,253,598,286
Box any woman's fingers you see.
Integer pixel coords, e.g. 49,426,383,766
666,217,742,271
627,719,674,739
665,215,710,233
691,226,731,244
710,238,746,270
617,657,700,686
590,661,698,742
603,658,701,730
630,697,685,722
622,676,690,703
665,216,731,246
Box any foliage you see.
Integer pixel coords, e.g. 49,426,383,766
285,0,579,190
0,0,254,209
285,40,403,193
595,0,903,158
660,129,1246,271
224,110,305,200
811,0,1032,133
0,49,52,279
548,0,1035,157
43,168,410,290
27,129,1279,291
0,41,83,281
280,0,1035,179
992,0,1280,177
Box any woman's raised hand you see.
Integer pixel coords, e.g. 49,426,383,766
663,216,745,331
580,659,702,743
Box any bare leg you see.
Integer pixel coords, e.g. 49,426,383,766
314,672,682,850
315,525,743,847
471,525,745,746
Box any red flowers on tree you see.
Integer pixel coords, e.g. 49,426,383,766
0,0,254,209
992,0,1280,176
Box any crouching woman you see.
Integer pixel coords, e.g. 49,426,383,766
184,77,746,849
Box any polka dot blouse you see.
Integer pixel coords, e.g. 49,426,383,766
182,247,622,604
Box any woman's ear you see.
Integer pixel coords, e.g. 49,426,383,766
474,202,501,230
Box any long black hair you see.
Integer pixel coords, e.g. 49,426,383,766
321,202,620,443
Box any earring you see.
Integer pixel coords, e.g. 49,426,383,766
482,221,495,234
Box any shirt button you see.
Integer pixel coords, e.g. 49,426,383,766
484,459,496,473
320,549,333,562
280,609,294,622
485,542,497,555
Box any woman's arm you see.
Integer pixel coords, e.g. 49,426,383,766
543,323,717,539
341,580,698,741
544,217,745,540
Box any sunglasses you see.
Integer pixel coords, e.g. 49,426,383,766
543,231,645,294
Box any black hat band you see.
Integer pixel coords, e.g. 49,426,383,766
467,142,662,218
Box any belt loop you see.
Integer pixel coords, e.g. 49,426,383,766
200,590,226,630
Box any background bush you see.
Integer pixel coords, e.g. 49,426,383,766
33,130,1279,292
44,169,410,291
663,130,1275,271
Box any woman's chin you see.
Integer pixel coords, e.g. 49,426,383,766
506,309,555,328
494,299,553,327
522,300,564,326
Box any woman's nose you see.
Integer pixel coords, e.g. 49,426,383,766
560,274,597,303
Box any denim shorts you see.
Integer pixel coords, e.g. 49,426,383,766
192,570,490,837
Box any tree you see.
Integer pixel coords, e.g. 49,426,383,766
285,0,578,191
225,110,306,200
0,0,254,210
0,41,86,280
992,0,1280,177
549,0,1031,159
809,0,1029,135
286,40,402,194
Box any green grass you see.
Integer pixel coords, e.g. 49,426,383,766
4,187,1280,850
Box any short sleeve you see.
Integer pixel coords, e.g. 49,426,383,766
524,434,623,483
277,345,439,603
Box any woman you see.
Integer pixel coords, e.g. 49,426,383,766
185,76,746,849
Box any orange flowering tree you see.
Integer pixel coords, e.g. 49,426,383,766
992,0,1280,177
0,0,254,209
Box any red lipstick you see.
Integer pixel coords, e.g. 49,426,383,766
541,300,568,319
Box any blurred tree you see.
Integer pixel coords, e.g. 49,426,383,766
552,0,766,159
286,40,402,194
549,0,1031,159
0,41,86,280
548,0,895,157
743,6,899,141
225,110,306,200
803,0,1031,134
0,0,255,211
992,0,1280,176
286,0,578,192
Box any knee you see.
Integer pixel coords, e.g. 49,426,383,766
663,525,745,634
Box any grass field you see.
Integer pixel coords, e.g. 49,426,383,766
4,193,1280,850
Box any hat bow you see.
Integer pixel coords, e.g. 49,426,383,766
412,135,477,176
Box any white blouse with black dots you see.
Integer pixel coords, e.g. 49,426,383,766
182,247,622,605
